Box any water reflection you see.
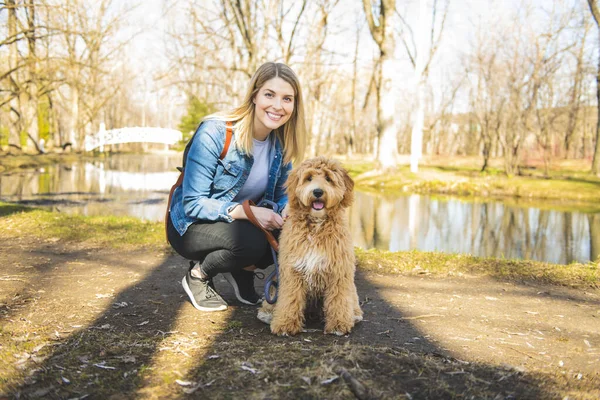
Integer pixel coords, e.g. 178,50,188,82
349,192,598,265
0,154,180,221
0,155,597,264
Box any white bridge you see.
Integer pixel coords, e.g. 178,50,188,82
84,124,183,151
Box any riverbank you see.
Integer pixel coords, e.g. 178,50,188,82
0,151,90,174
2,153,599,211
1,205,599,398
345,156,600,213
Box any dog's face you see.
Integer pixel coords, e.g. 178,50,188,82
286,157,354,217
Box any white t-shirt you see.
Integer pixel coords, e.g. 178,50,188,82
233,136,272,203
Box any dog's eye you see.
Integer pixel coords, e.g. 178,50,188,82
325,176,331,182
307,175,312,182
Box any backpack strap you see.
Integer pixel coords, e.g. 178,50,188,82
219,121,233,160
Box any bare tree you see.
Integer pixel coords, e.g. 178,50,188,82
397,0,450,172
586,0,600,176
0,0,136,151
362,0,399,171
563,17,590,159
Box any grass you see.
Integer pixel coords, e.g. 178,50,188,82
356,248,599,288
0,202,164,249
1,202,598,287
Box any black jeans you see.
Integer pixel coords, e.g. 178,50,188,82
167,216,275,278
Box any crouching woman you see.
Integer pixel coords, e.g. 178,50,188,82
167,62,307,311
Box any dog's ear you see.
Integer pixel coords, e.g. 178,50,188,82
339,167,354,208
285,166,303,210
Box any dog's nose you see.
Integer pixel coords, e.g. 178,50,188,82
313,188,324,198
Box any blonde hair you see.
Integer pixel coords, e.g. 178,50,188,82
204,62,306,164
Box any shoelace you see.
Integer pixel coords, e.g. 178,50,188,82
253,271,265,280
205,282,219,299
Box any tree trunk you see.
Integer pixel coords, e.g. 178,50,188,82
7,0,21,148
409,0,429,173
410,80,425,172
593,50,600,175
70,86,79,150
363,0,399,171
25,0,40,151
587,0,600,175
378,54,399,170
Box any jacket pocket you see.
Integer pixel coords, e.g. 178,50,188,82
213,159,242,191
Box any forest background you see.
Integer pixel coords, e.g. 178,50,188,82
2,0,600,178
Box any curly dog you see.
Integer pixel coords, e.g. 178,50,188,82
258,157,363,336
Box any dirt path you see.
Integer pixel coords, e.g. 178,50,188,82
1,236,599,399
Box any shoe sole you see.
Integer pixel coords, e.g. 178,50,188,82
223,273,261,305
181,276,227,312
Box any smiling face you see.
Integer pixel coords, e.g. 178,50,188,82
252,77,295,140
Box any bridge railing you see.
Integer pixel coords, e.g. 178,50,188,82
84,124,183,151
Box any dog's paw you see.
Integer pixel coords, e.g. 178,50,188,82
353,308,364,323
271,320,303,336
257,309,273,325
324,320,353,336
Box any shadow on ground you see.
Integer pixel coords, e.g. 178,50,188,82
2,241,582,399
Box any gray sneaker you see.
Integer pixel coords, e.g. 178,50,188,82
223,269,262,305
182,270,227,312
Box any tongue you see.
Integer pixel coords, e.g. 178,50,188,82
312,201,325,210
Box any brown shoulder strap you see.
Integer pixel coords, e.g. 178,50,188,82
165,171,184,244
219,121,233,160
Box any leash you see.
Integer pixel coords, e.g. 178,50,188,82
241,199,280,304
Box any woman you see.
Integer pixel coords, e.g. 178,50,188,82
167,62,307,312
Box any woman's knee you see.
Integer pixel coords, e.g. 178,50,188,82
229,221,270,260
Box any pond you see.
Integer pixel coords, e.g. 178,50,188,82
1,154,598,265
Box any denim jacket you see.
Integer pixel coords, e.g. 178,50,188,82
169,119,292,236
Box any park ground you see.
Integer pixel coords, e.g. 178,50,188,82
0,203,599,399
0,153,599,398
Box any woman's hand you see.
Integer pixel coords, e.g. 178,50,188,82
228,204,283,230
251,206,284,230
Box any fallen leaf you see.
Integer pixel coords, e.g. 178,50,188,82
445,370,466,376
241,363,258,374
321,376,339,385
175,379,195,386
93,362,116,370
